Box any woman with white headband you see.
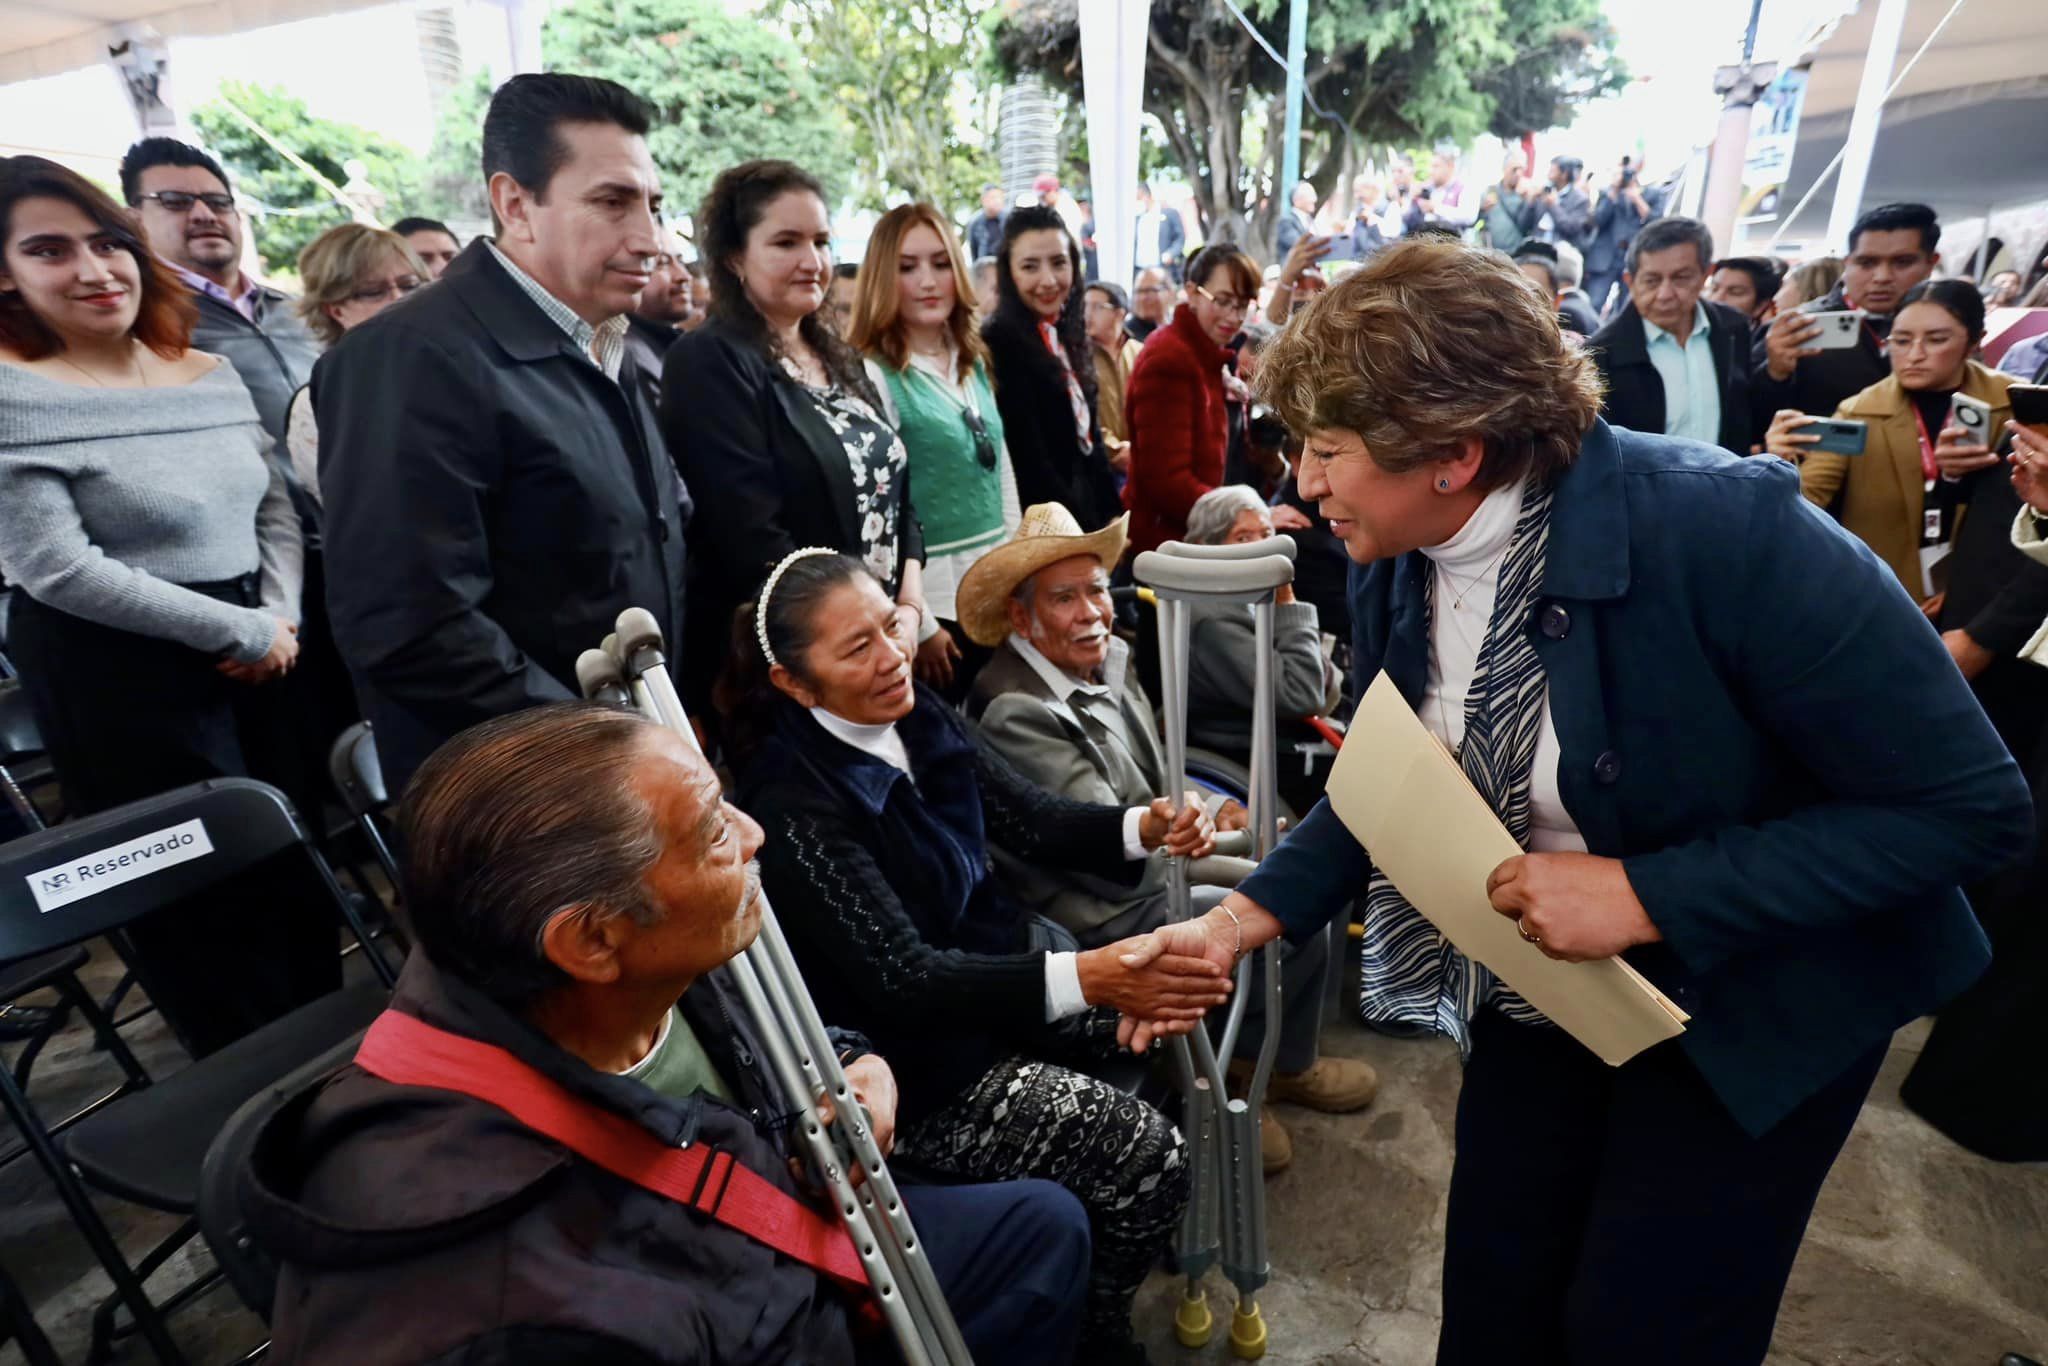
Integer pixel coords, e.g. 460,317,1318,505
715,546,1228,1365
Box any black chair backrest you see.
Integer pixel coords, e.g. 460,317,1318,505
0,685,41,765
198,1032,366,1322
0,778,393,985
325,723,389,819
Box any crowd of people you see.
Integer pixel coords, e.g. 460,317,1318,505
2,62,2046,1366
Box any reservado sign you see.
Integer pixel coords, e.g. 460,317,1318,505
27,818,213,913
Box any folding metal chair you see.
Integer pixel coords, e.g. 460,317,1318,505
1135,535,1296,1360
325,721,399,895
0,778,397,1364
0,681,52,835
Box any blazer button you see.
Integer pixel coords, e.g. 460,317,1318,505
1538,603,1571,639
1593,750,1622,784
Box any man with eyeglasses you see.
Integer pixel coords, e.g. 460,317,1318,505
1125,267,1171,343
1083,283,1141,469
120,137,323,451
1123,244,1262,554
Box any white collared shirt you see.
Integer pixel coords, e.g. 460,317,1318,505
1417,479,1586,854
806,707,1093,1021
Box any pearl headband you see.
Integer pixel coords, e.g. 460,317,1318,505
755,547,840,668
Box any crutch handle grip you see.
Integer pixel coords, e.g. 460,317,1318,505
575,648,626,700
1153,534,1298,564
1134,550,1294,596
614,607,667,661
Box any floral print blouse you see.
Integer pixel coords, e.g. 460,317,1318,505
781,356,911,589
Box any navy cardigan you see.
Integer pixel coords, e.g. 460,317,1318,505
1238,421,2030,1136
735,688,1131,1123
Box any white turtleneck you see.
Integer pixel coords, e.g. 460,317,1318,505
806,708,1093,1020
1417,479,1586,854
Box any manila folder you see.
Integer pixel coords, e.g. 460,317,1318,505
1325,671,1688,1067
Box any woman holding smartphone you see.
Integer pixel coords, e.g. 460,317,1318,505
1769,280,2012,605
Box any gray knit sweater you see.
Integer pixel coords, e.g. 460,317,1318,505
0,358,302,664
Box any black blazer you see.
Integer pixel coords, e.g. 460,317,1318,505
659,319,924,706
981,312,1122,531
315,241,688,793
1588,299,1764,456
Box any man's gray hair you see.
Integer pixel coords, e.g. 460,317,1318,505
1186,484,1269,546
1554,240,1585,289
1626,215,1715,278
399,703,667,1008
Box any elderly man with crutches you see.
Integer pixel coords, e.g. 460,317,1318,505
242,657,1090,1365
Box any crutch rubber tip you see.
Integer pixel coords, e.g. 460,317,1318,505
1175,1290,1213,1347
614,606,666,657
1229,1303,1267,1359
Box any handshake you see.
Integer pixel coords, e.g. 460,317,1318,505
1077,898,1289,1055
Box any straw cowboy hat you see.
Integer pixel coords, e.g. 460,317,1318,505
956,503,1130,647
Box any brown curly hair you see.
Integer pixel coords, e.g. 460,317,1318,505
1254,239,1603,489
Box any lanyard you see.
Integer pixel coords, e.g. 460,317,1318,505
1910,399,1942,482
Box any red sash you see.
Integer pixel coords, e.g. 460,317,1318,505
353,1009,869,1296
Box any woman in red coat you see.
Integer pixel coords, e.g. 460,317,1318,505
1124,244,1262,554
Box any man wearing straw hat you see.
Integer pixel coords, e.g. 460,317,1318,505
959,503,1378,1174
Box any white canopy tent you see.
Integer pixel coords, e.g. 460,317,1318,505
1765,0,2048,249
0,0,543,111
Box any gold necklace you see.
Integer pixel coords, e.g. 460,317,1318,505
54,342,147,389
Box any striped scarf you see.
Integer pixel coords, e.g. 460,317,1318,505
1038,321,1093,450
1357,480,1556,1050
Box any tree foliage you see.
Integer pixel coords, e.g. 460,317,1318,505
190,80,425,275
419,68,494,227
994,0,1626,251
542,0,849,224
778,0,1002,214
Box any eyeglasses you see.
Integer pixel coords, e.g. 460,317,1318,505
135,191,235,214
1190,282,1251,316
962,404,998,472
347,277,423,304
1134,285,1167,296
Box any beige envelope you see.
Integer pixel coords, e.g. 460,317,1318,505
1328,671,1688,1066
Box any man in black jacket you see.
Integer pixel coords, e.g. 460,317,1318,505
1753,202,1941,421
1587,217,1764,456
247,703,1089,1366
316,74,690,793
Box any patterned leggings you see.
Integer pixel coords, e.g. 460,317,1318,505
896,1011,1188,1350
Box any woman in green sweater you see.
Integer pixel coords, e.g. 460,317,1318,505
852,202,1021,698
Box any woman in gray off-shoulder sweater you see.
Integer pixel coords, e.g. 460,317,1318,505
0,152,338,1060
0,360,303,662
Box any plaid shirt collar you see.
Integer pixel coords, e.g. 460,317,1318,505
485,239,628,381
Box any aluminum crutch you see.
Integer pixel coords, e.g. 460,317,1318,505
1134,536,1296,1360
575,613,971,1365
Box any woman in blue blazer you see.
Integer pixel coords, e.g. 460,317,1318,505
1122,240,2030,1365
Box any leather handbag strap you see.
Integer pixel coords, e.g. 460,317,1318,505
353,1010,868,1295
